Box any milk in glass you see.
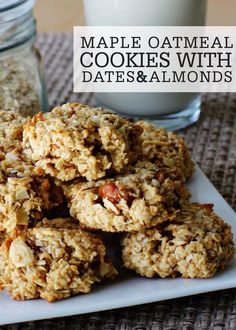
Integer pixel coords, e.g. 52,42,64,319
83,0,206,120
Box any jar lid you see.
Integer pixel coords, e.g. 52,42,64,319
0,0,32,12
0,0,36,51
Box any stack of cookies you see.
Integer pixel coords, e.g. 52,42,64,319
0,103,234,302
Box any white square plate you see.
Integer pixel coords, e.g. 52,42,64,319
0,166,236,326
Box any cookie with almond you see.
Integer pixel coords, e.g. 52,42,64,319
0,218,117,301
63,162,190,232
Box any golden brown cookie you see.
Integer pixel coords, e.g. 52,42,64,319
0,218,117,301
0,110,27,142
23,103,140,181
122,203,234,278
134,121,194,180
0,175,64,234
64,162,190,232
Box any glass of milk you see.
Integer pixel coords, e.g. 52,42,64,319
83,0,207,130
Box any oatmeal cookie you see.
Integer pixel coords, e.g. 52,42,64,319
0,111,65,234
0,110,27,143
0,142,36,183
64,162,190,232
0,110,35,182
0,218,117,301
0,174,64,234
134,121,194,180
122,203,234,278
23,103,140,181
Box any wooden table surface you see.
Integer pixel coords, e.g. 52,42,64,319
34,0,236,32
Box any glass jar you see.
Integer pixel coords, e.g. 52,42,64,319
0,0,48,117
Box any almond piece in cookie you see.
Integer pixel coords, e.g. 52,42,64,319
0,218,117,301
63,162,190,232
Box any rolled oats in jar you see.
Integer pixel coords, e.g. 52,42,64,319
0,0,48,117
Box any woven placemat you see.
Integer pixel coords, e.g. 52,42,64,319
2,33,236,330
